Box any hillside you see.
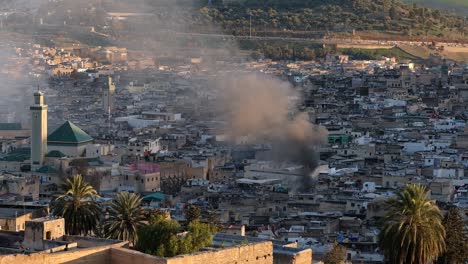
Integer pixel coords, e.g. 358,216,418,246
199,0,468,42
404,0,468,15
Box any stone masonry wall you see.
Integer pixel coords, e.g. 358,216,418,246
273,249,312,264
0,242,126,264
111,247,167,264
167,241,273,264
111,241,273,264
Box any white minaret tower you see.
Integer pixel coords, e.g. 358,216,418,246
102,76,116,113
30,91,48,170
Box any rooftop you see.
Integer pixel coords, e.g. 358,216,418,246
0,123,22,131
48,121,93,145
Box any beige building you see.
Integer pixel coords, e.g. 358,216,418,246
103,76,116,112
0,209,34,231
23,217,65,251
0,174,40,201
30,91,48,170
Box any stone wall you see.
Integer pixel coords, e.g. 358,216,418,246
111,247,167,264
167,242,273,264
0,212,33,231
0,240,274,264
0,242,126,264
273,249,312,264
111,241,273,264
23,218,65,250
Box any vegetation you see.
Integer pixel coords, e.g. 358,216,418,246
52,174,100,235
103,192,146,245
241,38,419,61
405,0,468,15
198,0,467,41
379,184,445,264
338,47,419,60
324,243,347,264
136,215,215,257
184,204,201,224
52,175,215,257
438,207,468,264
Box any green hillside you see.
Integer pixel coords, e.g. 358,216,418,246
404,0,468,14
199,0,468,42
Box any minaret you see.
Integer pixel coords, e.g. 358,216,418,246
102,76,116,113
30,91,48,170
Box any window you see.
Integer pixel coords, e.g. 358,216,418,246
46,231,51,240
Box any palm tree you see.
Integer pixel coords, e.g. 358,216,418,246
380,184,445,264
104,192,145,245
53,174,100,235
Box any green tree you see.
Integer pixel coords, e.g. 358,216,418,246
136,216,215,257
324,243,347,264
184,220,215,252
380,184,445,264
389,6,399,20
438,207,468,264
104,192,146,245
184,204,201,224
136,215,181,257
53,174,100,235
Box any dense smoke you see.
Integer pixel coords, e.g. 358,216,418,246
220,74,328,191
0,0,47,125
0,40,36,125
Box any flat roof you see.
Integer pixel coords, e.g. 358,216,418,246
236,178,282,185
0,208,34,218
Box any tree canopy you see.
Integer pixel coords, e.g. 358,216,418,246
52,174,100,235
136,215,215,257
379,184,445,264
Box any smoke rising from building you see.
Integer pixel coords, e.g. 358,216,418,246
219,74,328,191
0,41,37,125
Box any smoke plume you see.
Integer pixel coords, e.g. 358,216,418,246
219,74,328,191
0,38,37,125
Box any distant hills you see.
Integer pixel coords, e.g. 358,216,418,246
405,0,468,15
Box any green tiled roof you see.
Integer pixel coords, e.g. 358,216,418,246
0,123,22,130
46,150,67,158
37,165,57,173
48,121,93,144
142,192,165,201
1,148,30,162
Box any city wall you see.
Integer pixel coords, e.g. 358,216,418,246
0,242,126,264
111,241,274,264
